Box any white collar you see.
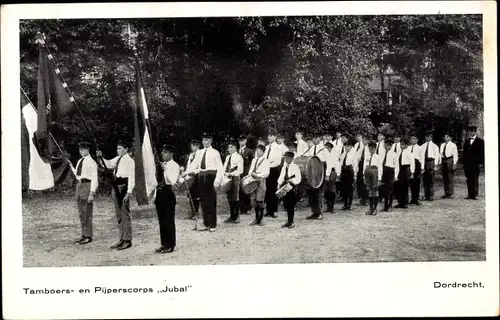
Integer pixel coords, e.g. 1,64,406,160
470,135,477,140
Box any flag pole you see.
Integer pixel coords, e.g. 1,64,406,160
21,86,67,158
35,35,102,155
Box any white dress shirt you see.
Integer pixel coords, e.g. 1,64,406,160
375,141,385,156
189,146,224,175
420,141,441,165
278,162,302,186
353,141,364,158
295,139,308,156
381,149,399,178
248,156,270,179
439,141,458,165
73,155,99,192
304,143,328,162
409,144,423,164
185,151,198,173
264,142,286,168
391,142,402,156
339,149,359,175
363,152,383,181
163,160,180,185
102,153,135,193
397,148,415,174
469,135,477,145
325,150,341,176
333,138,343,150
223,152,244,176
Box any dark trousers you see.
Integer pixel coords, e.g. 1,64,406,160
265,166,281,214
341,165,355,207
75,182,93,238
112,184,132,241
423,159,436,199
154,186,176,249
282,186,298,223
356,170,368,202
441,158,455,196
188,174,200,214
307,183,324,214
198,172,217,228
227,176,241,219
239,188,251,213
324,171,337,210
410,160,422,202
464,164,480,198
397,166,411,206
381,167,395,208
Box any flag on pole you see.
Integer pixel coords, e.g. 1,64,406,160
133,60,158,205
21,89,73,191
34,40,74,163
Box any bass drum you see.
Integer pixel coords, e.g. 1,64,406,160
294,155,325,189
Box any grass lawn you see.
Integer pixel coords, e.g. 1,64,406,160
23,172,485,267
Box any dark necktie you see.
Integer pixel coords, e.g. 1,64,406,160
383,152,387,167
342,151,348,167
226,154,232,172
189,153,195,165
399,151,403,168
201,150,207,169
114,155,124,176
425,143,429,160
252,157,263,173
76,158,84,176
443,142,448,157
314,146,317,155
395,144,399,154
285,165,289,180
376,143,380,155
411,145,414,153
342,146,345,154
369,154,373,166
266,144,272,159
357,143,361,152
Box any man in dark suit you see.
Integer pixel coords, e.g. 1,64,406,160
238,135,255,214
461,125,485,200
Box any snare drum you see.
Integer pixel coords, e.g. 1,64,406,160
275,183,293,199
218,176,232,193
173,175,194,193
241,175,260,194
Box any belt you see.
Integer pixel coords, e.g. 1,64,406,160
199,170,217,176
114,177,129,185
366,166,378,169
425,158,435,162
400,165,410,168
78,178,91,183
342,165,353,169
442,156,453,160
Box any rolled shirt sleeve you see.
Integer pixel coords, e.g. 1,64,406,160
127,157,135,194
89,158,99,192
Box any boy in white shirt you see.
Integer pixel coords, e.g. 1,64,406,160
324,142,339,213
248,145,270,226
440,132,458,199
421,130,441,201
380,139,398,212
223,140,244,223
278,152,302,228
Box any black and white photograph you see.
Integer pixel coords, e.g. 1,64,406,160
2,1,498,318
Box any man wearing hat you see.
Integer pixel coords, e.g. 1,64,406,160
187,133,224,232
97,140,135,250
394,139,415,209
248,144,270,226
380,139,398,212
420,130,441,201
238,135,255,215
409,135,423,205
461,125,484,200
264,131,286,218
304,132,328,219
363,141,382,215
223,140,244,223
339,138,359,211
324,142,340,213
71,141,99,245
278,151,302,228
153,144,180,253
183,139,202,219
439,133,459,199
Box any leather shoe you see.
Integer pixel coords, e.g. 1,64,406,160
472,196,479,200
394,204,404,208
272,213,278,218
110,240,123,249
233,217,240,223
78,237,92,244
281,222,290,228
249,220,258,226
75,236,85,244
160,247,174,254
155,246,165,253
209,228,216,232
117,241,132,251
288,222,295,228
257,220,265,226
440,195,448,199
223,217,234,223
306,214,317,220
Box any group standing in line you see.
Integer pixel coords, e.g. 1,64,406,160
69,125,484,254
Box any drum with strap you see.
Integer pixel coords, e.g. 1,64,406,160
293,155,324,189
241,175,259,194
275,183,293,199
218,176,232,193
173,174,194,193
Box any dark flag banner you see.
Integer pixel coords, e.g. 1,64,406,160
21,89,73,191
133,60,158,205
33,41,74,163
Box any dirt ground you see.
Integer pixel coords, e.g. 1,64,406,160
23,173,486,267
